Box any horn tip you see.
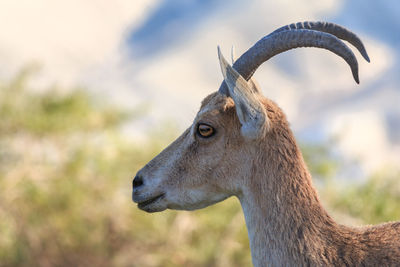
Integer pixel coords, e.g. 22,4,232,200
351,68,360,84
362,51,370,63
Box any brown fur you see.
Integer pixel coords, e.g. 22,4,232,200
133,92,400,266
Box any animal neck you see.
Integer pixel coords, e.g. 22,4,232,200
237,130,352,266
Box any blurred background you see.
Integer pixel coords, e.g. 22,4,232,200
0,0,399,266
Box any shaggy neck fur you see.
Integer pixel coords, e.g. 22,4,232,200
237,100,360,266
234,99,400,266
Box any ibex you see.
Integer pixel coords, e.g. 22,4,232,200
132,22,400,266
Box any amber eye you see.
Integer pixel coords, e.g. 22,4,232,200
197,123,215,138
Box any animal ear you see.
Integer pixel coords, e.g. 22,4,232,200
218,46,269,140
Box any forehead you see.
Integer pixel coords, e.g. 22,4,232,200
197,92,234,117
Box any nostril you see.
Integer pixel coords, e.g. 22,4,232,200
132,175,144,189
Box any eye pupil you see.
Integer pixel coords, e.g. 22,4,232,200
197,124,215,138
200,127,210,133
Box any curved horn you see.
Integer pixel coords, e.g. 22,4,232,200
219,22,369,95
269,21,370,62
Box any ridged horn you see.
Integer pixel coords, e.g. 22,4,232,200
269,21,370,62
218,22,369,96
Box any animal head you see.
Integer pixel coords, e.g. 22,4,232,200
132,21,369,213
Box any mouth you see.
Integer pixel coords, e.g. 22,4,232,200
137,193,165,210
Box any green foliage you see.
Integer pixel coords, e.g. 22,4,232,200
0,66,128,136
328,170,400,224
